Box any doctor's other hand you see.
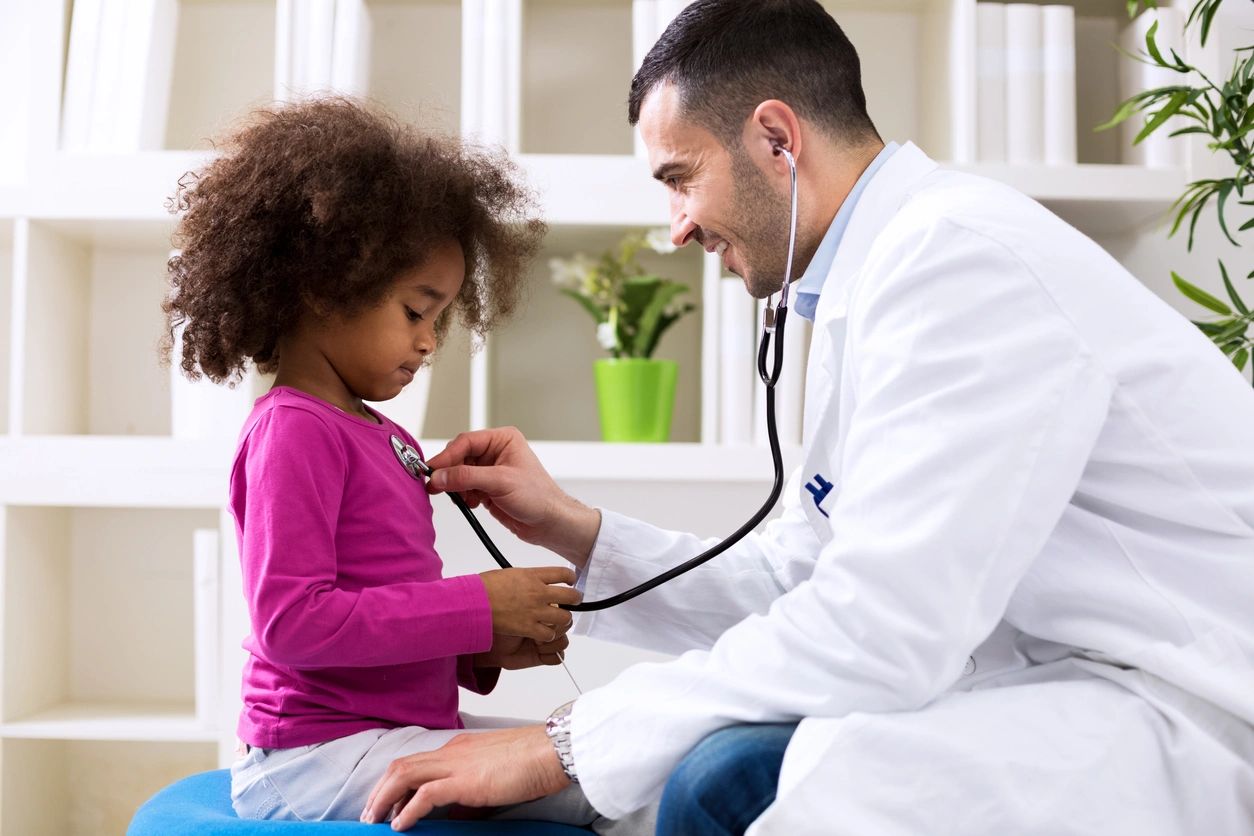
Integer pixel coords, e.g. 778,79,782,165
425,427,601,568
479,567,580,642
362,725,567,829
474,632,569,670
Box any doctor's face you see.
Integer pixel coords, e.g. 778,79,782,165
638,84,793,298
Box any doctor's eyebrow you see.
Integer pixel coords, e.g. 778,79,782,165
652,162,685,184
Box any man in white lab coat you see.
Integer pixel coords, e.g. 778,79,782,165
363,1,1254,832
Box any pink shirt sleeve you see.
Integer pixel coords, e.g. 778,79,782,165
235,407,493,669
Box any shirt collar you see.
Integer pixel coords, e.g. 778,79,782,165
791,141,899,321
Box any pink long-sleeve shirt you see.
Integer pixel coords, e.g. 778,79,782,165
229,386,495,749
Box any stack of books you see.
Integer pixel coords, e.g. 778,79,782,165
61,0,179,152
975,3,1077,165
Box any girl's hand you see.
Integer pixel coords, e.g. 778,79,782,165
479,567,580,642
474,633,569,670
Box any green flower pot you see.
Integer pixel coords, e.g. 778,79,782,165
593,358,678,443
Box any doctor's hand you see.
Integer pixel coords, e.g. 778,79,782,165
427,427,601,568
361,725,568,829
474,632,570,671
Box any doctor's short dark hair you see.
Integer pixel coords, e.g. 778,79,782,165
162,97,544,385
627,0,880,148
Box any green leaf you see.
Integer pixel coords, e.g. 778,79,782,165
632,281,691,358
1144,19,1166,66
1212,318,1250,343
1215,181,1240,246
559,288,607,324
1135,89,1190,144
1174,271,1233,315
1220,261,1249,315
1194,320,1229,335
1234,348,1250,372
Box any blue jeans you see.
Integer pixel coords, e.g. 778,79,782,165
657,723,798,836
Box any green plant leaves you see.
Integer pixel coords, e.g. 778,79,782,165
1220,261,1249,314
1174,271,1233,315
554,230,698,360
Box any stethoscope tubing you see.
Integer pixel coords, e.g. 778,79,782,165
409,144,799,612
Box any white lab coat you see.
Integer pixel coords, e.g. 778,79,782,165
569,143,1254,833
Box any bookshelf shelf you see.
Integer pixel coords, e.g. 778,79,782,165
1,702,215,743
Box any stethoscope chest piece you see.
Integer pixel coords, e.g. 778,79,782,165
390,434,431,481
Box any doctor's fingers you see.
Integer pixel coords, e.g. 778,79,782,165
392,779,462,830
362,753,448,825
427,427,536,475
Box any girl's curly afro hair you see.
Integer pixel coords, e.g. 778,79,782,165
162,96,545,384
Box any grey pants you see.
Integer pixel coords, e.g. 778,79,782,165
230,714,656,835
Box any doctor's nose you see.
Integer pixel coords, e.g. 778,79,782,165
670,205,698,249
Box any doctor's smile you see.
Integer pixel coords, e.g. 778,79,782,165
74,0,1249,832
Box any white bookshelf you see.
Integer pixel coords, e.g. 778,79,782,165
0,0,1223,831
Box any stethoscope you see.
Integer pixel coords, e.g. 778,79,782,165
391,144,798,613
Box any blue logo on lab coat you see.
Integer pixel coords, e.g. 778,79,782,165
805,474,834,518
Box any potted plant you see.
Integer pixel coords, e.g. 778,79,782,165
1103,0,1252,382
550,229,697,441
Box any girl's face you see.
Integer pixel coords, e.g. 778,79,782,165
319,239,466,405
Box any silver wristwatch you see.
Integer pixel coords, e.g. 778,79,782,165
544,700,579,784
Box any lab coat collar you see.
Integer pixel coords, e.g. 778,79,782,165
814,141,939,323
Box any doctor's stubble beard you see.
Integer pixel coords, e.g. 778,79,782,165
725,145,810,299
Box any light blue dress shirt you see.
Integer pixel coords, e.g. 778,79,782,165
791,142,899,322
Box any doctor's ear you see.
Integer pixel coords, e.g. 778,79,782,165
747,99,802,172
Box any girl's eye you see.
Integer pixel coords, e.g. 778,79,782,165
405,306,423,322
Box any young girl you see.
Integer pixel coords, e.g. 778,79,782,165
161,98,601,826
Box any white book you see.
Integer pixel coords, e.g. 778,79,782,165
97,0,178,151
87,0,124,150
975,3,1007,163
719,278,754,445
1042,5,1076,165
461,0,521,151
1004,4,1044,164
60,0,102,151
632,0,658,157
0,3,29,182
657,0,689,29
331,0,372,97
632,0,658,70
1119,7,1186,169
193,529,221,730
275,0,336,101
752,302,807,448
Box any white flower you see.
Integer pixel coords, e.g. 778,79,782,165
597,321,619,350
549,256,580,288
645,228,677,254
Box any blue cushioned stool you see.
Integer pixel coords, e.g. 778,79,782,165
128,769,591,835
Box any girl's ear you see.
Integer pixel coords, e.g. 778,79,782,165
300,292,332,321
